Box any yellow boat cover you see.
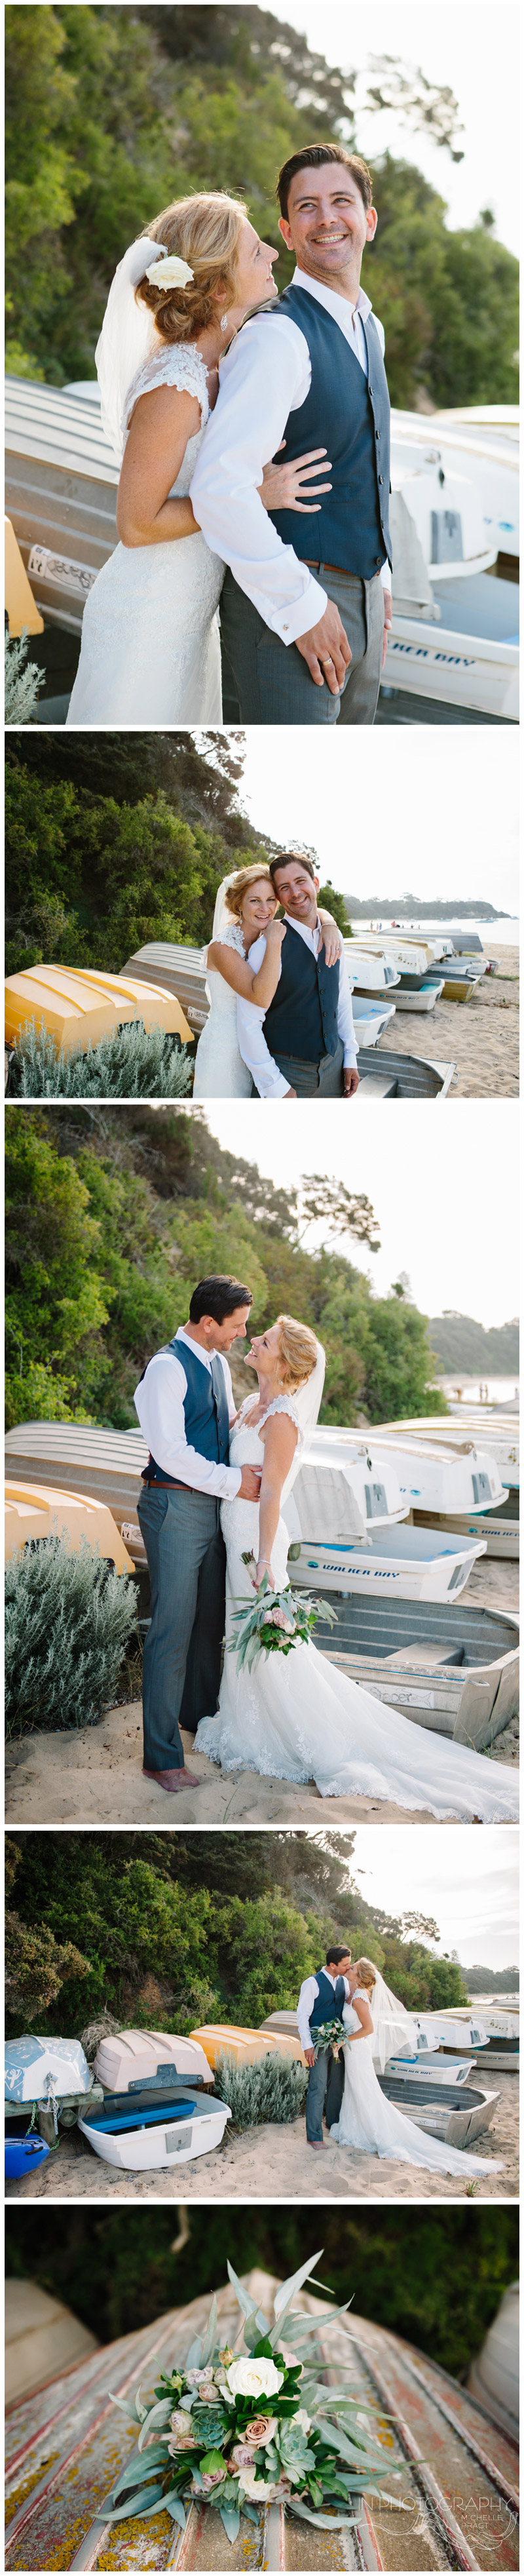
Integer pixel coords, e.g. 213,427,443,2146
5,1479,134,1572
5,964,193,1053
188,2023,306,2069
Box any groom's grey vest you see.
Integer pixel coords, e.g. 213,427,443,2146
264,922,339,1062
309,1969,346,2031
268,285,392,579
143,1336,230,1488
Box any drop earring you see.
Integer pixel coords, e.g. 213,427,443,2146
220,312,229,334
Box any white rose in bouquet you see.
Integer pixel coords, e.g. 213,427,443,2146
226,2356,284,2402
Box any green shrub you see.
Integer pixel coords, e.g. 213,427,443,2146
8,1016,194,1099
213,2047,308,2131
5,1535,138,1734
5,631,45,724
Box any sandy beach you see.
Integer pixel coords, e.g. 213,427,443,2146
377,942,519,1097
5,1555,517,1829
5,2070,517,2208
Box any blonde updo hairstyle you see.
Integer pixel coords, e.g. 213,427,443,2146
276,1314,319,1392
224,864,276,919
356,1957,377,1995
136,191,248,344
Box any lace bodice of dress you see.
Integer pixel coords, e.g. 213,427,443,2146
204,922,246,1021
343,1993,374,2044
231,1394,303,1476
123,344,210,494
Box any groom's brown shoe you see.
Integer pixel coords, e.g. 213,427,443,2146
142,1765,200,1792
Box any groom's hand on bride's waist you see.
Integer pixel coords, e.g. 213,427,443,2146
238,1465,263,1500
296,602,351,693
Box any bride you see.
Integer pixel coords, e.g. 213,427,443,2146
329,1959,502,2178
67,193,331,726
194,1319,518,1822
193,866,343,1099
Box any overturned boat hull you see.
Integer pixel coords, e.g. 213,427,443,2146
413,1500,519,1559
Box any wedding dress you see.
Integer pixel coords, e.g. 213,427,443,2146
193,921,252,1099
329,1996,502,2176
194,1400,518,1822
67,345,223,725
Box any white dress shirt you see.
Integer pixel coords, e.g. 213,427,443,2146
190,265,390,646
297,1970,351,2053
134,1327,242,1498
236,914,358,1099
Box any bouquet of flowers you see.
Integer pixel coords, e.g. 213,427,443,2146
97,2252,400,2547
312,2018,346,2063
228,1559,337,1672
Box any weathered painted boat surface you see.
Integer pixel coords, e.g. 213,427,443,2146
5,2271,519,2571
5,378,119,633
354,1048,456,1097
312,1592,519,1746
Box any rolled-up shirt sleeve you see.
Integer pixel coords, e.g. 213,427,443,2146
190,313,328,644
134,1352,242,1497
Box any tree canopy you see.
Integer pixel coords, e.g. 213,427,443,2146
5,1829,470,2040
5,4,518,406
5,1103,447,1432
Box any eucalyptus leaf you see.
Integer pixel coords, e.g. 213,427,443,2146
107,2392,146,2425
165,2495,187,2529
227,2260,269,2337
200,2294,218,2366
219,2505,241,2542
138,2398,173,2449
185,2335,203,2368
290,2502,357,2530
100,2485,167,2524
111,2446,170,2497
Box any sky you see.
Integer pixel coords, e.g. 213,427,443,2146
236,727,519,917
278,2,519,254
347,1824,519,1968
202,1099,519,1326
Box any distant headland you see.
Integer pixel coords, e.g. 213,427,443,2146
344,897,510,922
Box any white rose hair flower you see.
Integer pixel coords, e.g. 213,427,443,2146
145,252,194,290
226,2356,284,2402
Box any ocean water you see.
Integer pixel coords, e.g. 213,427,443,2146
348,917,519,946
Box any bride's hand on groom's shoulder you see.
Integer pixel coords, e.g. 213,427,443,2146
265,919,286,951
258,443,332,515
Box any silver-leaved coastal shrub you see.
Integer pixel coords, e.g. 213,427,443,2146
9,1017,194,1098
5,630,45,723
213,2047,308,2130
5,1536,138,1734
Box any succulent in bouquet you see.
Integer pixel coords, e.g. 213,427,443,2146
96,2252,405,2547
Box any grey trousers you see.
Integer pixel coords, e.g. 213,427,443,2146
305,2047,345,2143
137,1485,226,1772
219,562,384,726
251,1037,345,1099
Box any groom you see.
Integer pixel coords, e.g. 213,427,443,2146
297,1947,354,2150
134,1276,261,1793
237,853,359,1098
191,143,392,726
